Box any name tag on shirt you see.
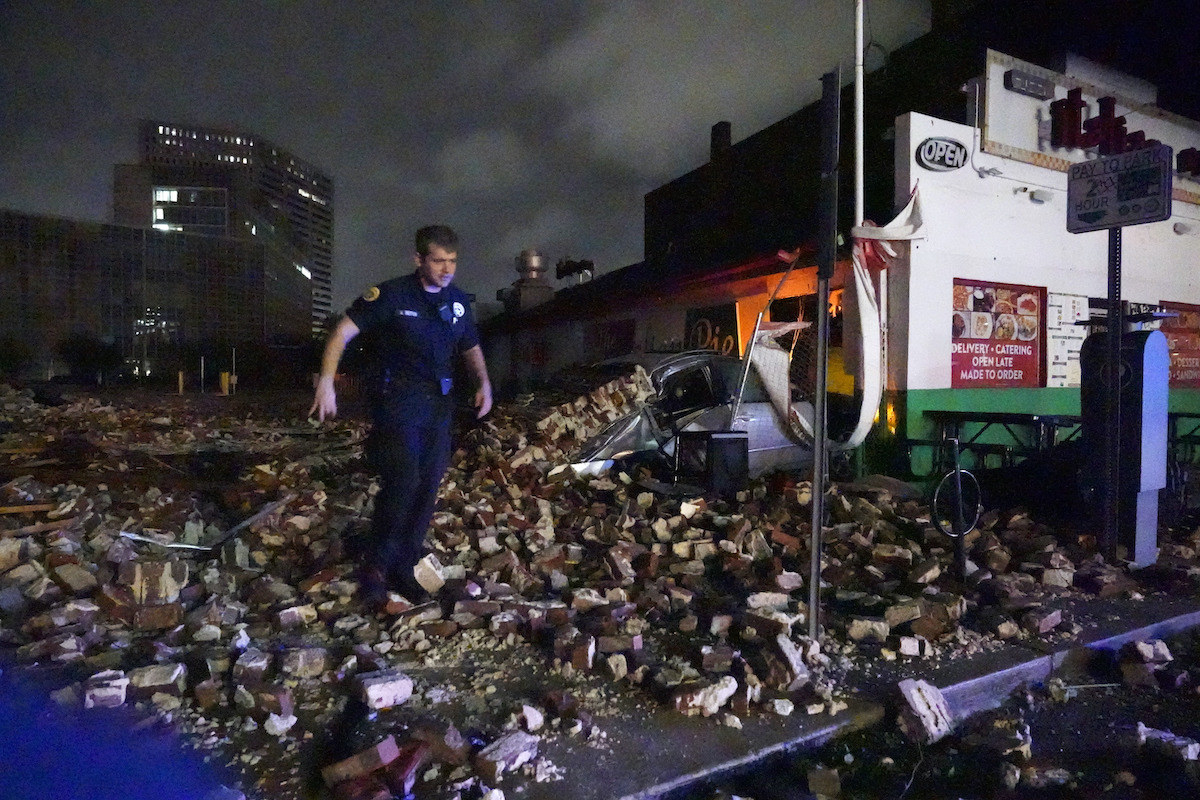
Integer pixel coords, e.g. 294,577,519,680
398,310,419,317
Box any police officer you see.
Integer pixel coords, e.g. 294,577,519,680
310,224,492,603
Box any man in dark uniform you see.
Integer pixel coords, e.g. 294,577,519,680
310,224,492,603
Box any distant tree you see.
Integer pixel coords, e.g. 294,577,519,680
0,337,33,378
55,333,124,385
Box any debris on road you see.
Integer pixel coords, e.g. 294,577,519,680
2,379,1199,798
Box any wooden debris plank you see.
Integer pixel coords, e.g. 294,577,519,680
0,475,34,493
208,492,298,550
3,517,77,538
0,503,55,515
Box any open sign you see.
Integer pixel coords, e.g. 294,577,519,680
916,137,968,172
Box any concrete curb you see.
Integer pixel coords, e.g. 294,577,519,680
942,607,1200,722
619,701,883,800
521,600,1200,799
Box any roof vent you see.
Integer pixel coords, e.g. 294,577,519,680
516,249,545,280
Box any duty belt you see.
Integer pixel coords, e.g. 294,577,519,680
380,370,453,396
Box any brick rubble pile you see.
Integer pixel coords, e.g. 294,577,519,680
0,378,1193,799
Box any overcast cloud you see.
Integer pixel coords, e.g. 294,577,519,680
0,0,930,312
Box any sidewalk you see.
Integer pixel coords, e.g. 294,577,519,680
513,592,1200,799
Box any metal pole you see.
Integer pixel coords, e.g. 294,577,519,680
854,0,864,228
1103,227,1123,560
731,310,766,427
853,3,868,481
140,231,148,380
809,67,840,641
809,274,831,640
950,437,968,580
732,261,800,425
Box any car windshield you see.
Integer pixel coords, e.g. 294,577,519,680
709,357,770,403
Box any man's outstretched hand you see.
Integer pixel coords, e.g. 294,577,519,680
474,382,493,419
309,378,338,421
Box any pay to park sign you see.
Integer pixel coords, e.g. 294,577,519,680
951,279,1045,389
1067,144,1173,234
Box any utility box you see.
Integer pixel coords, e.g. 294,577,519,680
1079,330,1169,566
675,431,749,498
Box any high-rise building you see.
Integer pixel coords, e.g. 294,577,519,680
0,208,312,380
113,120,334,336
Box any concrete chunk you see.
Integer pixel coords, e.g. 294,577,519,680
673,675,738,717
52,563,98,595
847,616,891,643
280,647,328,679
413,554,447,594
84,670,129,709
357,669,413,710
128,662,187,698
474,731,540,784
898,678,953,744
1137,722,1200,760
233,647,272,686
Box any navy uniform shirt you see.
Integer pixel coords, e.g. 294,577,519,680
346,272,479,413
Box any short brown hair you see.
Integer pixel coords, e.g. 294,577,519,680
415,225,458,257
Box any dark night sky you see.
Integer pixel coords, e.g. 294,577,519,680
0,0,931,313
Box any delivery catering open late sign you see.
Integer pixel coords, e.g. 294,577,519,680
951,279,1046,389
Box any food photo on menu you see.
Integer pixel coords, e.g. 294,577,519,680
951,279,1044,389
951,282,1040,342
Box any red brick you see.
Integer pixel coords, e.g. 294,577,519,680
321,735,400,787
380,741,430,796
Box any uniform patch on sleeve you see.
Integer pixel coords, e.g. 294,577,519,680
362,286,380,302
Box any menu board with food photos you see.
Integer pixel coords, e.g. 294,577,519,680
951,279,1045,389
1159,301,1200,389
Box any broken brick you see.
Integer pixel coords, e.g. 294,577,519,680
321,735,401,787
357,669,413,710
381,741,431,796
474,731,540,784
898,678,953,744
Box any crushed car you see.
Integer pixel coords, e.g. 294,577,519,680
566,350,819,479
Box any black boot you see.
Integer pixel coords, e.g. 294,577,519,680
390,566,431,604
358,566,388,610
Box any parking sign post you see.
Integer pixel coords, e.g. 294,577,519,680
1067,144,1173,560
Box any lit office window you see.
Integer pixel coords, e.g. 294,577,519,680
158,125,164,134
154,208,164,220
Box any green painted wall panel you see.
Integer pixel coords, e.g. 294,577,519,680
887,387,1200,481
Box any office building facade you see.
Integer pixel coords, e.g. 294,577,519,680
114,120,334,336
0,209,312,380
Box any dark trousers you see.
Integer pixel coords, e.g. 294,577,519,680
366,389,452,583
